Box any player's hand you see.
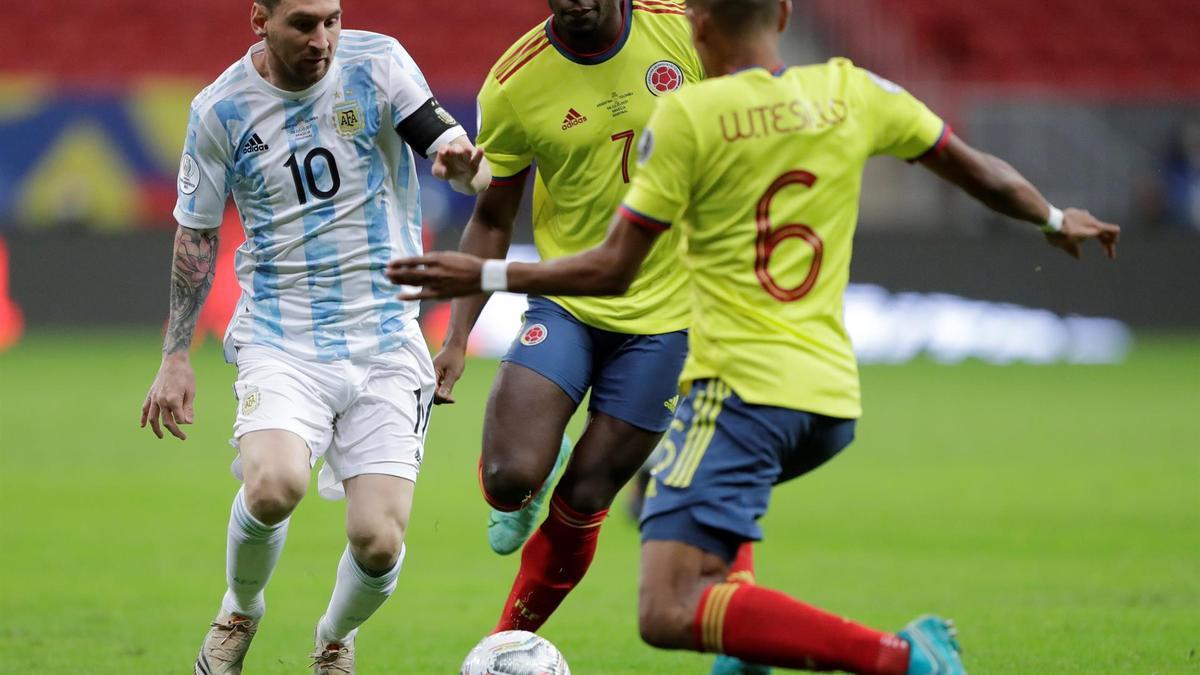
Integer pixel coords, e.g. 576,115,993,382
432,144,485,194
431,344,467,405
140,354,196,441
1046,208,1120,260
387,252,485,300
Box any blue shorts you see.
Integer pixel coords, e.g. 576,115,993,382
640,379,856,562
502,296,688,433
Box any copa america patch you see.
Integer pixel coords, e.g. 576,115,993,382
520,323,548,346
646,60,684,96
178,153,199,195
637,128,654,164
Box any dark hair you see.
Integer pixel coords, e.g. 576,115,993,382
689,0,780,35
255,0,282,12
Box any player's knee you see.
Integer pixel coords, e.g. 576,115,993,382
347,521,406,573
637,594,693,650
479,454,544,507
244,470,307,524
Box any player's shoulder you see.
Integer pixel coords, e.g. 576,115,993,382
785,57,860,84
337,30,434,96
338,29,401,54
190,57,253,119
336,29,404,64
485,21,553,89
630,1,695,61
799,56,904,95
630,0,688,23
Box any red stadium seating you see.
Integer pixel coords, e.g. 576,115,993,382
7,2,1192,98
813,0,1197,98
3,1,550,94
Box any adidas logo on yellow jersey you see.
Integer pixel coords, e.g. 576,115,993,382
561,108,588,130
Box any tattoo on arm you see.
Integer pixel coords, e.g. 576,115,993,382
164,226,219,355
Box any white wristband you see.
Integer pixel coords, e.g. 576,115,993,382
480,259,510,293
1040,205,1064,234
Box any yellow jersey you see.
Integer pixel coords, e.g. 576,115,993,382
476,0,703,334
620,59,947,417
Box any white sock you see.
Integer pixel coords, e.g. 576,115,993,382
219,486,289,620
316,544,405,644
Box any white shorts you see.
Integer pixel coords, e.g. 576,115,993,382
229,326,435,500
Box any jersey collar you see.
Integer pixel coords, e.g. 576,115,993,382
544,0,634,66
242,42,339,101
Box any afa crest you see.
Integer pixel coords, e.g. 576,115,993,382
241,385,261,415
334,102,365,137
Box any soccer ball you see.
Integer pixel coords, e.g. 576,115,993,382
460,630,570,675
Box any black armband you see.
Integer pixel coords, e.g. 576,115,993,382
396,97,460,158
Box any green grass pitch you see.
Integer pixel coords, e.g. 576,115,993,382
1,332,1197,673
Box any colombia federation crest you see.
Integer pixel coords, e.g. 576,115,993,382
646,60,684,96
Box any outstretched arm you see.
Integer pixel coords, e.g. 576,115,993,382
140,225,219,440
432,136,492,196
920,133,1120,259
425,176,524,404
387,213,660,300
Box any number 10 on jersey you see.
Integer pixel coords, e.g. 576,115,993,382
284,147,342,204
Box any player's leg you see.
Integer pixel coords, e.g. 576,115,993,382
224,429,311,617
492,329,688,632
619,331,687,519
196,430,311,675
308,333,429,672
642,538,964,675
710,542,769,675
562,327,688,514
640,536,924,674
479,362,579,509
195,348,335,675
638,381,963,674
493,411,663,632
311,475,414,672
482,298,593,554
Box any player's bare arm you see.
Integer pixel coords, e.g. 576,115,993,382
921,133,1121,259
388,215,658,300
140,225,219,441
427,178,524,403
433,136,492,196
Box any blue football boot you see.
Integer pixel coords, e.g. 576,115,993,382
710,655,772,675
898,615,965,674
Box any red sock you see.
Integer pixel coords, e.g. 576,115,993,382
494,494,608,632
727,541,756,585
694,583,910,675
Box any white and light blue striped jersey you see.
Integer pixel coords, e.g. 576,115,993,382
174,30,465,362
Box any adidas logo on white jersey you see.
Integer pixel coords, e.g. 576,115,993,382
241,133,269,155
